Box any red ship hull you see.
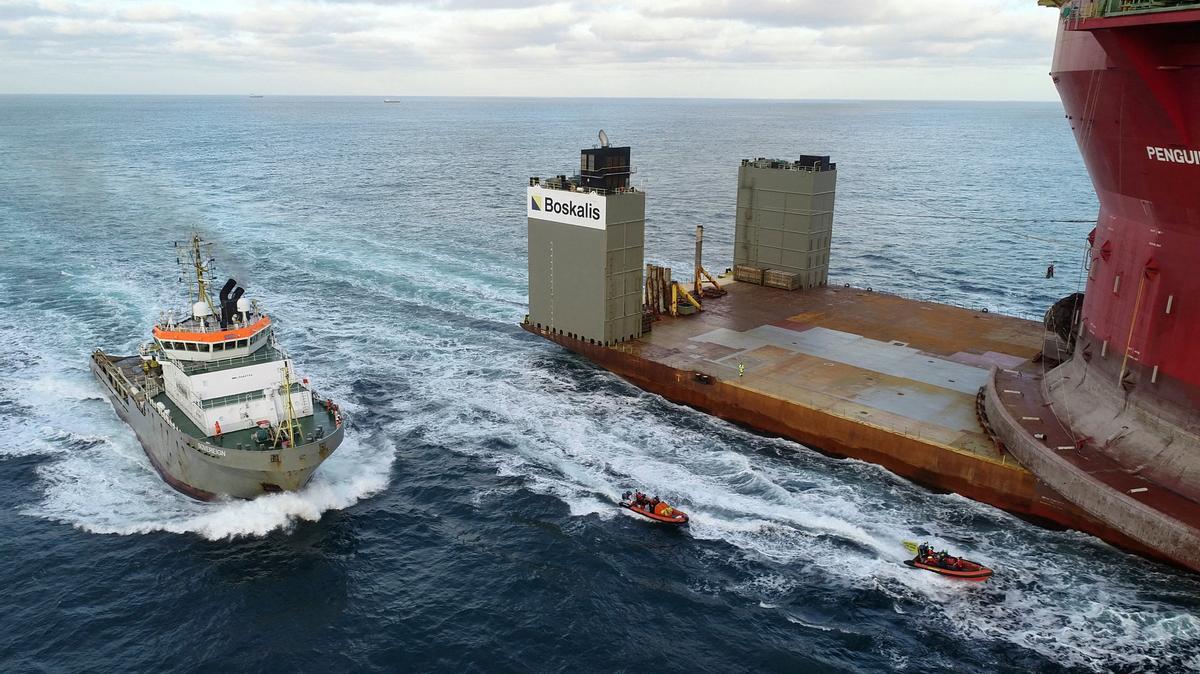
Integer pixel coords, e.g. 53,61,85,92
1052,6,1200,415
979,3,1200,573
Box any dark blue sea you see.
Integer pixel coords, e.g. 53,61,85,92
1,96,1197,673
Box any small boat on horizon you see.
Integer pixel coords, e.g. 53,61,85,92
383,98,402,103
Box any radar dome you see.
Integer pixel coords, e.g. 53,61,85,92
236,297,251,313
192,301,213,319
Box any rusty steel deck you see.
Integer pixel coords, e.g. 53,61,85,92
632,282,1039,464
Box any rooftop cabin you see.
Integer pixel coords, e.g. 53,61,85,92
529,145,637,196
152,299,272,364
579,146,632,192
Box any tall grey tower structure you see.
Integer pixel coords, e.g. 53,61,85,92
527,142,645,346
734,156,837,290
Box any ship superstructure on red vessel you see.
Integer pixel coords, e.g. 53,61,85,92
983,1,1200,571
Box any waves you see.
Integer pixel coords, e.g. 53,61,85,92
8,236,1194,668
398,317,1200,671
32,433,394,540
0,97,1196,672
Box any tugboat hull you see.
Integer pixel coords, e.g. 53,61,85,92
91,352,344,501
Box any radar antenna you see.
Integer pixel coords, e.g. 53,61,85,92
598,129,610,148
178,233,219,317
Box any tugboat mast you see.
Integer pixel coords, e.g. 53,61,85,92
274,360,304,448
180,233,218,318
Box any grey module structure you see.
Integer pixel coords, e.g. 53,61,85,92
527,150,644,346
734,157,837,289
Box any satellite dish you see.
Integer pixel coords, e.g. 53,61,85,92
598,129,610,148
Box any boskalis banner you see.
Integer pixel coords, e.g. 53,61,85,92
527,185,605,229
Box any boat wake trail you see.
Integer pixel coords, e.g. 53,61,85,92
31,432,394,540
411,335,1200,672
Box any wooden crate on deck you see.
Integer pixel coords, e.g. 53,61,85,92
764,269,801,291
734,265,764,285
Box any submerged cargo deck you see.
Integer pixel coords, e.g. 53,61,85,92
524,281,1159,559
634,281,1035,462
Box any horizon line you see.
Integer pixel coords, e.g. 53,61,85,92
0,93,1061,104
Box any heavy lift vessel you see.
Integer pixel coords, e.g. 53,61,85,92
522,0,1200,572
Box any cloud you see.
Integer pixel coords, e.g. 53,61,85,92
0,0,1063,98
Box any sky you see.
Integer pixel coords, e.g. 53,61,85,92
0,0,1066,100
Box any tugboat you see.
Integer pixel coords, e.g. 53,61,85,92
90,235,345,501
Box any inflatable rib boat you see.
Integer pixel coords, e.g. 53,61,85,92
620,499,689,525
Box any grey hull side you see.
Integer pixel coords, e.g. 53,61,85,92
91,353,344,501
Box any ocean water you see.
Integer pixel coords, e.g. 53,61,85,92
0,96,1197,673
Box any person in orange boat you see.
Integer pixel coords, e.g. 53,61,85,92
916,542,936,564
654,500,675,518
624,491,654,511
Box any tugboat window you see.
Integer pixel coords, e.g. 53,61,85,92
185,343,198,352
236,339,248,348
213,342,224,351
